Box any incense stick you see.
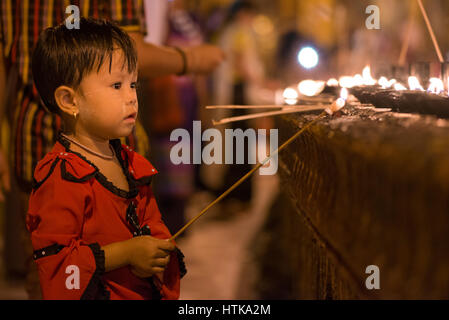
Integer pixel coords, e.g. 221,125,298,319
212,105,325,126
169,111,328,241
207,105,289,109
417,0,444,63
398,1,417,66
206,103,330,110
207,100,332,111
207,105,288,110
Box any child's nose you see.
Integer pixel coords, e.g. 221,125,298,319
126,89,137,106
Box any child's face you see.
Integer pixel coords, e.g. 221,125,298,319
74,49,138,140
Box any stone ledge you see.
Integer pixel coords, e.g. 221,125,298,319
270,105,449,299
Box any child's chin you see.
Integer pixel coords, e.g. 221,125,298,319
112,127,134,139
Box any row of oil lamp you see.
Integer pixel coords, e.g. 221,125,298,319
277,66,449,118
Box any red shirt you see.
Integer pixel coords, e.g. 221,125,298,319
26,134,185,300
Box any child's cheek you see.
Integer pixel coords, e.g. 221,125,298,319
79,100,99,124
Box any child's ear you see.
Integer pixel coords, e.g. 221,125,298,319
54,86,79,116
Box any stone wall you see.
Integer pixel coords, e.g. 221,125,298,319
249,105,449,299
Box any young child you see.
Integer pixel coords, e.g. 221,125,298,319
26,18,186,300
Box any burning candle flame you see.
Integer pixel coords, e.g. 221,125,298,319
297,80,325,97
427,77,444,94
378,76,388,88
338,66,376,88
327,78,339,86
353,74,364,86
378,77,396,89
408,76,424,91
339,76,356,88
283,87,298,105
394,83,407,90
362,66,376,85
388,79,397,87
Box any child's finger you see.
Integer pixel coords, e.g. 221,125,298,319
152,267,165,274
152,257,170,268
155,248,171,258
163,238,177,247
158,240,175,251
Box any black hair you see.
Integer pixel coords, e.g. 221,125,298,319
32,17,138,114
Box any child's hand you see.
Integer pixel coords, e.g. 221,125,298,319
127,236,174,277
130,268,165,281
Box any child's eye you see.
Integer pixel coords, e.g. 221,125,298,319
131,82,137,89
112,82,122,89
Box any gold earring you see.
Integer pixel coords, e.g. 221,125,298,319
73,112,78,120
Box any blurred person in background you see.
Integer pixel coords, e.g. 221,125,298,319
0,0,223,299
205,0,279,219
142,0,208,237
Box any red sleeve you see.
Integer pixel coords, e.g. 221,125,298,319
140,184,183,300
26,158,104,300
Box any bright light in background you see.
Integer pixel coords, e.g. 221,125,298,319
297,47,319,69
283,87,299,105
